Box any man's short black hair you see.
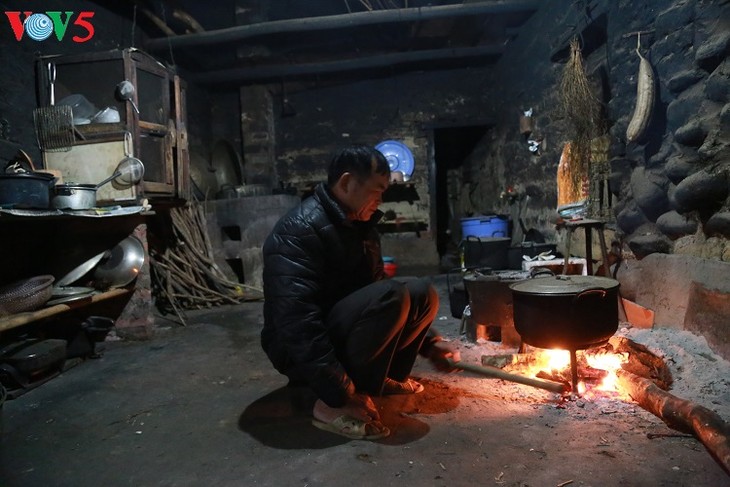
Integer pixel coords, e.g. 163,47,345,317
327,145,390,186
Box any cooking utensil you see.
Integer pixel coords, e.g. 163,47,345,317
51,286,96,297
114,132,145,186
51,152,141,210
0,172,56,209
0,275,55,317
211,139,243,191
115,156,144,185
509,275,620,351
115,80,139,114
446,358,568,394
463,268,531,346
57,94,96,120
95,172,121,190
0,338,66,393
91,106,120,123
33,63,75,152
46,292,95,307
510,274,620,393
190,151,219,198
55,251,106,287
461,235,511,270
93,236,145,289
51,183,97,209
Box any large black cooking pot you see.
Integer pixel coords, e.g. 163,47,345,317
509,275,620,350
0,172,56,209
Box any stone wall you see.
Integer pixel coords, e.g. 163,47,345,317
608,0,729,260
457,0,730,261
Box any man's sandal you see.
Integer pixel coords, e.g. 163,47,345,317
312,415,390,440
382,377,425,395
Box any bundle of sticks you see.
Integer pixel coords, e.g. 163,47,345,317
150,203,262,324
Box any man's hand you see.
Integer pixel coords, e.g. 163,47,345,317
427,342,461,372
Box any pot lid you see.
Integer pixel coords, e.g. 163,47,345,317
56,183,96,189
56,251,106,287
0,172,55,180
509,275,619,295
463,268,531,282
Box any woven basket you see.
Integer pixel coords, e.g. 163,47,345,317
0,275,55,317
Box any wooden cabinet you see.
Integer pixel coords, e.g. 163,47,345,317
37,48,190,204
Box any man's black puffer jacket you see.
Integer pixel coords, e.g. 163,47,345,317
261,183,385,407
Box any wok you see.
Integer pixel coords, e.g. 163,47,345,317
93,236,145,289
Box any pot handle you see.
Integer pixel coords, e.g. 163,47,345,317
446,267,462,293
55,185,75,196
572,287,607,304
529,267,554,279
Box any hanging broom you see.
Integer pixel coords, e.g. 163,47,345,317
559,38,603,198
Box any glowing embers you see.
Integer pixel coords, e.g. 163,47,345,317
499,345,631,399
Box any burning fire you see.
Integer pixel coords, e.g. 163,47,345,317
517,347,630,397
584,349,629,392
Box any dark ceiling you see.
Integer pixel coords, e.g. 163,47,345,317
102,0,540,86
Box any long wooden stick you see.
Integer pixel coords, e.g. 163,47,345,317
616,369,730,474
448,359,568,394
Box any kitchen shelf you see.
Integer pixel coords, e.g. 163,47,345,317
0,288,131,334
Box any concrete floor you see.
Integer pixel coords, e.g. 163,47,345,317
1,274,728,486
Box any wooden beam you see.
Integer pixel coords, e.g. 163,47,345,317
145,0,540,51
189,44,503,84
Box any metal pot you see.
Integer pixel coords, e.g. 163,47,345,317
463,268,531,346
51,183,97,210
0,172,56,209
461,235,511,270
509,275,620,350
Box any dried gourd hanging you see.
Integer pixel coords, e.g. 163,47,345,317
626,34,655,143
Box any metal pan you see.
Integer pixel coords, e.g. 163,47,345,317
46,292,95,307
94,236,145,289
51,286,96,297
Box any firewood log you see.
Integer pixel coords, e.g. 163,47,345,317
616,369,730,475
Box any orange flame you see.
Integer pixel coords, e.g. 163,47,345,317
585,349,629,392
514,348,629,397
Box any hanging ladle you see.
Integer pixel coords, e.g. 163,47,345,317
115,80,139,114
95,170,123,190
96,133,145,190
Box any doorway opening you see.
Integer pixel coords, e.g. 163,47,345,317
432,124,490,261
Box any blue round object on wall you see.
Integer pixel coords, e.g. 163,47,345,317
375,140,414,181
